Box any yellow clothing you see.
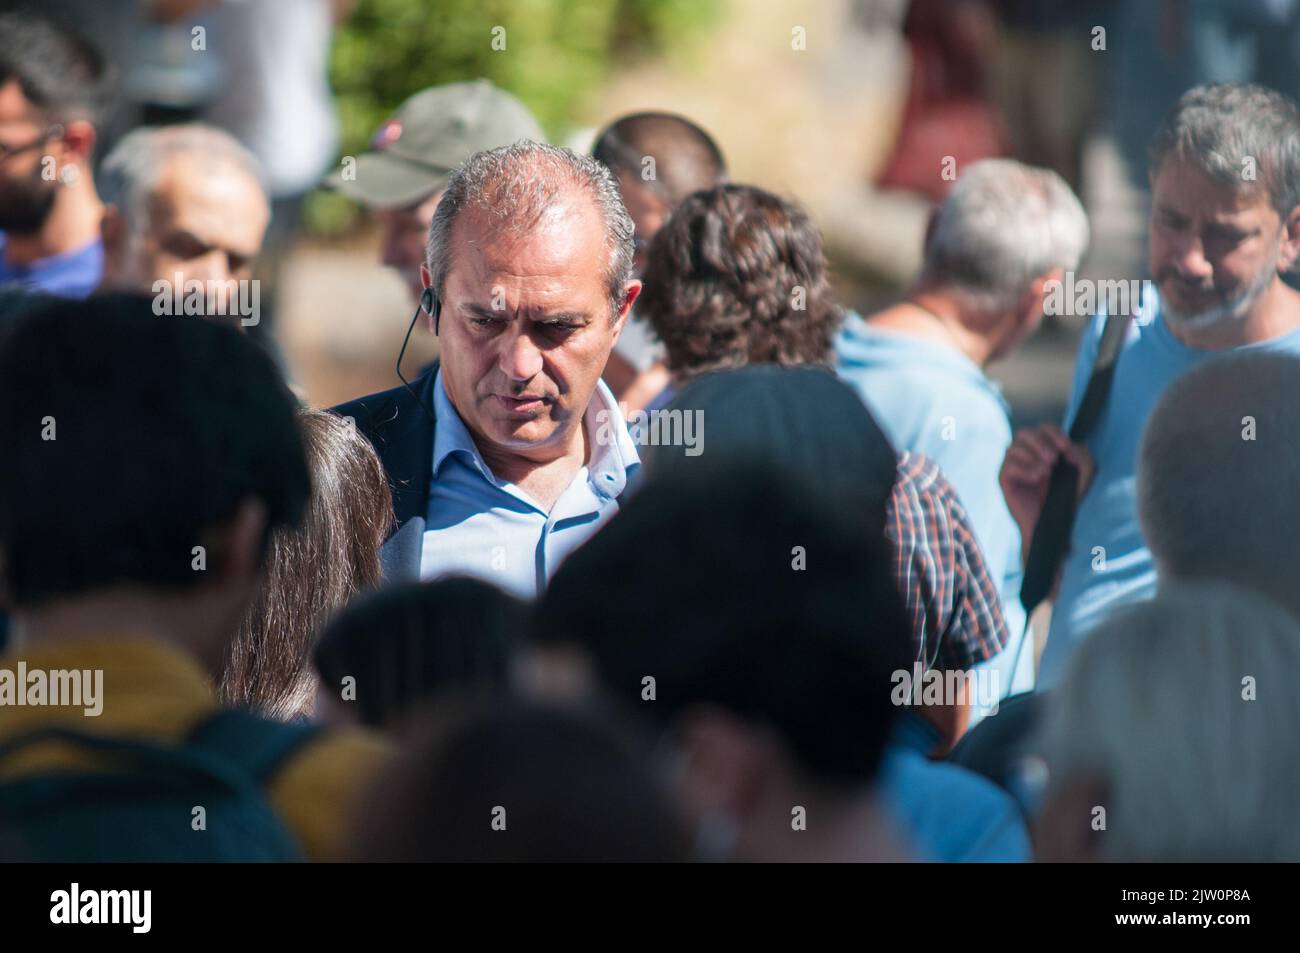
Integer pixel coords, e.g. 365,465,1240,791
0,636,389,861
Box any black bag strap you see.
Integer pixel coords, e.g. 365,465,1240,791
1020,311,1132,614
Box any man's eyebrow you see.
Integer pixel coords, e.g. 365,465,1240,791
463,302,508,319
461,302,590,323
532,311,590,324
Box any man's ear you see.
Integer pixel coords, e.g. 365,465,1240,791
57,119,96,170
1277,205,1300,273
611,279,642,341
1026,267,1064,320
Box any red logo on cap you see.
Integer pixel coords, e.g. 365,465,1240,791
371,119,403,150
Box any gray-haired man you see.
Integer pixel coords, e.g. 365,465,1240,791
334,141,641,595
98,123,269,329
1002,83,1300,685
837,157,1091,722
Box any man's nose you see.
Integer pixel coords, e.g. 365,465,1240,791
1170,232,1214,281
187,249,231,285
499,328,544,381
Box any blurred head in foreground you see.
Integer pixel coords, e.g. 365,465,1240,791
533,464,911,862
1139,350,1300,623
313,576,523,730
643,365,1008,749
350,695,690,862
0,294,308,675
1038,583,1300,861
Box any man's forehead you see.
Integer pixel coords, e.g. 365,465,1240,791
0,79,42,126
154,158,266,217
1153,158,1276,217
452,201,607,285
150,159,269,248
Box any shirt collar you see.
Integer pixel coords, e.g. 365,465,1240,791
431,370,640,496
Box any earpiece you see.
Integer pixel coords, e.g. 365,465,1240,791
421,287,442,335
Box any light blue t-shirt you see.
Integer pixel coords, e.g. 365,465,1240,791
1041,288,1300,685
420,371,640,599
835,314,1031,719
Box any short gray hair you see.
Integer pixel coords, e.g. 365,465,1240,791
1044,583,1300,861
1138,350,1300,619
1149,83,1300,215
100,124,266,234
425,140,635,318
920,158,1089,312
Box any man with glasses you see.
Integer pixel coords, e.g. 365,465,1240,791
0,12,108,300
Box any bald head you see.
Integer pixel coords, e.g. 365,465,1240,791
1138,351,1300,617
592,112,728,208
99,124,270,298
592,113,726,273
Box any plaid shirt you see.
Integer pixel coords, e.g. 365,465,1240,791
887,451,1010,671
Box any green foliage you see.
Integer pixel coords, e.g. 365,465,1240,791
330,0,720,156
309,0,718,236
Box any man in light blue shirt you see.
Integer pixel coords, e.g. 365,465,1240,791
336,141,644,597
421,365,638,597
837,159,1090,719
1002,84,1300,684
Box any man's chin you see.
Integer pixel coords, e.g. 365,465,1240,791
485,417,560,451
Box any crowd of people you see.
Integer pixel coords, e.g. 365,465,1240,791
3,9,1300,863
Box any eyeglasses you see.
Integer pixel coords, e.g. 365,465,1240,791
0,124,64,163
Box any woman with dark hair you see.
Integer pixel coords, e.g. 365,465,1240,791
313,576,525,731
635,184,844,408
220,409,393,721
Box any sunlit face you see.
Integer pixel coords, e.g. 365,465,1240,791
379,189,443,302
118,155,269,298
1149,158,1286,331
431,198,639,459
0,80,62,233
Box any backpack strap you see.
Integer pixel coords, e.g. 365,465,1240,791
186,709,324,785
1020,310,1133,614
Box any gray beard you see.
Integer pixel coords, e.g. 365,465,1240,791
1162,253,1279,333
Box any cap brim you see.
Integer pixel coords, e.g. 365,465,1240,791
325,151,450,209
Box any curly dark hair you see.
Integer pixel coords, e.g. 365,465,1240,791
636,184,842,381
